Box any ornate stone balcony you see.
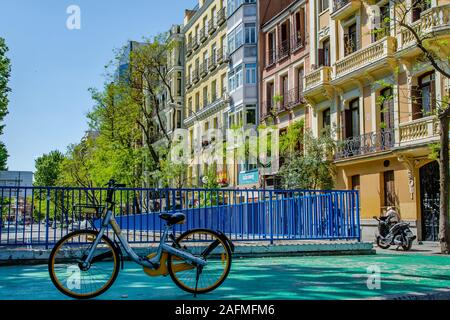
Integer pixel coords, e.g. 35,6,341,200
331,0,361,20
332,36,396,84
303,66,333,97
199,26,207,43
208,18,216,34
398,116,440,147
398,4,450,52
217,8,226,26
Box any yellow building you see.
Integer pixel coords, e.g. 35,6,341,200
183,0,229,187
303,0,449,241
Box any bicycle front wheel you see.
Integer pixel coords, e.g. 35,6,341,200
168,229,232,294
48,230,120,299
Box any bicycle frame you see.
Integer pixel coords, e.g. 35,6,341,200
82,208,207,270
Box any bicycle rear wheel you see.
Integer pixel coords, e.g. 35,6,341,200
48,230,120,299
167,229,232,294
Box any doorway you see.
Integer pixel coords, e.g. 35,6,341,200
420,161,440,241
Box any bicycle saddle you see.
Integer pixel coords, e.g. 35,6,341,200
159,212,186,225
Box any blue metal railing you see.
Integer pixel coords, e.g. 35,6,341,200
0,186,360,247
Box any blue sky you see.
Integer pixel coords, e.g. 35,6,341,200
0,0,196,172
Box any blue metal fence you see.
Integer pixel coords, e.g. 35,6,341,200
0,186,360,247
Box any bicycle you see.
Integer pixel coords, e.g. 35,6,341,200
48,180,234,299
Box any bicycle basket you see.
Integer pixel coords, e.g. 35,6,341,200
72,204,106,221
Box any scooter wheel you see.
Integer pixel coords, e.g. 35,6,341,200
402,239,413,251
376,236,390,249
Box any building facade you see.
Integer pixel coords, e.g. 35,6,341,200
226,0,259,188
258,0,311,189
302,0,449,241
183,0,229,187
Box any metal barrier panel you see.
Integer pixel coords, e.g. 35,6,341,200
0,187,360,247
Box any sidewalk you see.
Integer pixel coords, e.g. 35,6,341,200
0,240,374,266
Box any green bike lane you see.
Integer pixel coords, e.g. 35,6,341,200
1,253,450,300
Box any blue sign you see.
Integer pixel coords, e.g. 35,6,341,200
239,170,259,185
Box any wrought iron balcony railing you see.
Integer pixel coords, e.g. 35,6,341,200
278,39,291,60
291,34,304,52
335,129,395,160
266,48,276,67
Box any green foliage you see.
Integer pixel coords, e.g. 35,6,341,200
0,38,10,170
278,129,336,190
0,142,7,171
34,150,65,186
279,119,305,158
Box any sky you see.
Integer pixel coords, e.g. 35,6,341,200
0,0,196,172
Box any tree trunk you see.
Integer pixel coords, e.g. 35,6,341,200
439,108,450,253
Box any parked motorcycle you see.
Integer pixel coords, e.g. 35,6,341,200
373,207,416,251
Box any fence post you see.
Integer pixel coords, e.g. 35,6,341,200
45,188,50,249
356,190,361,242
269,190,273,245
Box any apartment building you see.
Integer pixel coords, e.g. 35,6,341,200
183,0,229,187
303,0,449,241
259,0,310,188
226,0,259,188
153,25,185,148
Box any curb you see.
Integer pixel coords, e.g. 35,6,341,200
0,242,374,266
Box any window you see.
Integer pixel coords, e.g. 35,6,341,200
211,80,217,101
245,63,257,84
373,4,390,42
383,170,395,207
244,23,256,44
246,106,256,125
228,65,243,91
348,99,360,138
318,39,330,66
418,72,436,117
195,92,200,112
236,24,243,48
322,108,331,130
177,72,182,96
351,175,360,190
203,87,208,107
412,0,431,22
188,98,193,116
228,31,235,53
345,23,358,56
380,87,394,129
318,0,329,12
176,110,182,128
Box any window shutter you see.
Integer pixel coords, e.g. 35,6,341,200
318,48,324,67
341,110,346,139
300,7,306,45
411,85,422,120
345,109,352,138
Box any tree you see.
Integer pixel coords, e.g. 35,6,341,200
0,38,11,170
390,0,450,253
278,127,336,190
34,150,65,186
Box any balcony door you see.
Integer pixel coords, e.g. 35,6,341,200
345,99,360,138
344,23,358,56
380,87,394,129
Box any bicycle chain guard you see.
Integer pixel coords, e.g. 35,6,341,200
143,253,195,277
